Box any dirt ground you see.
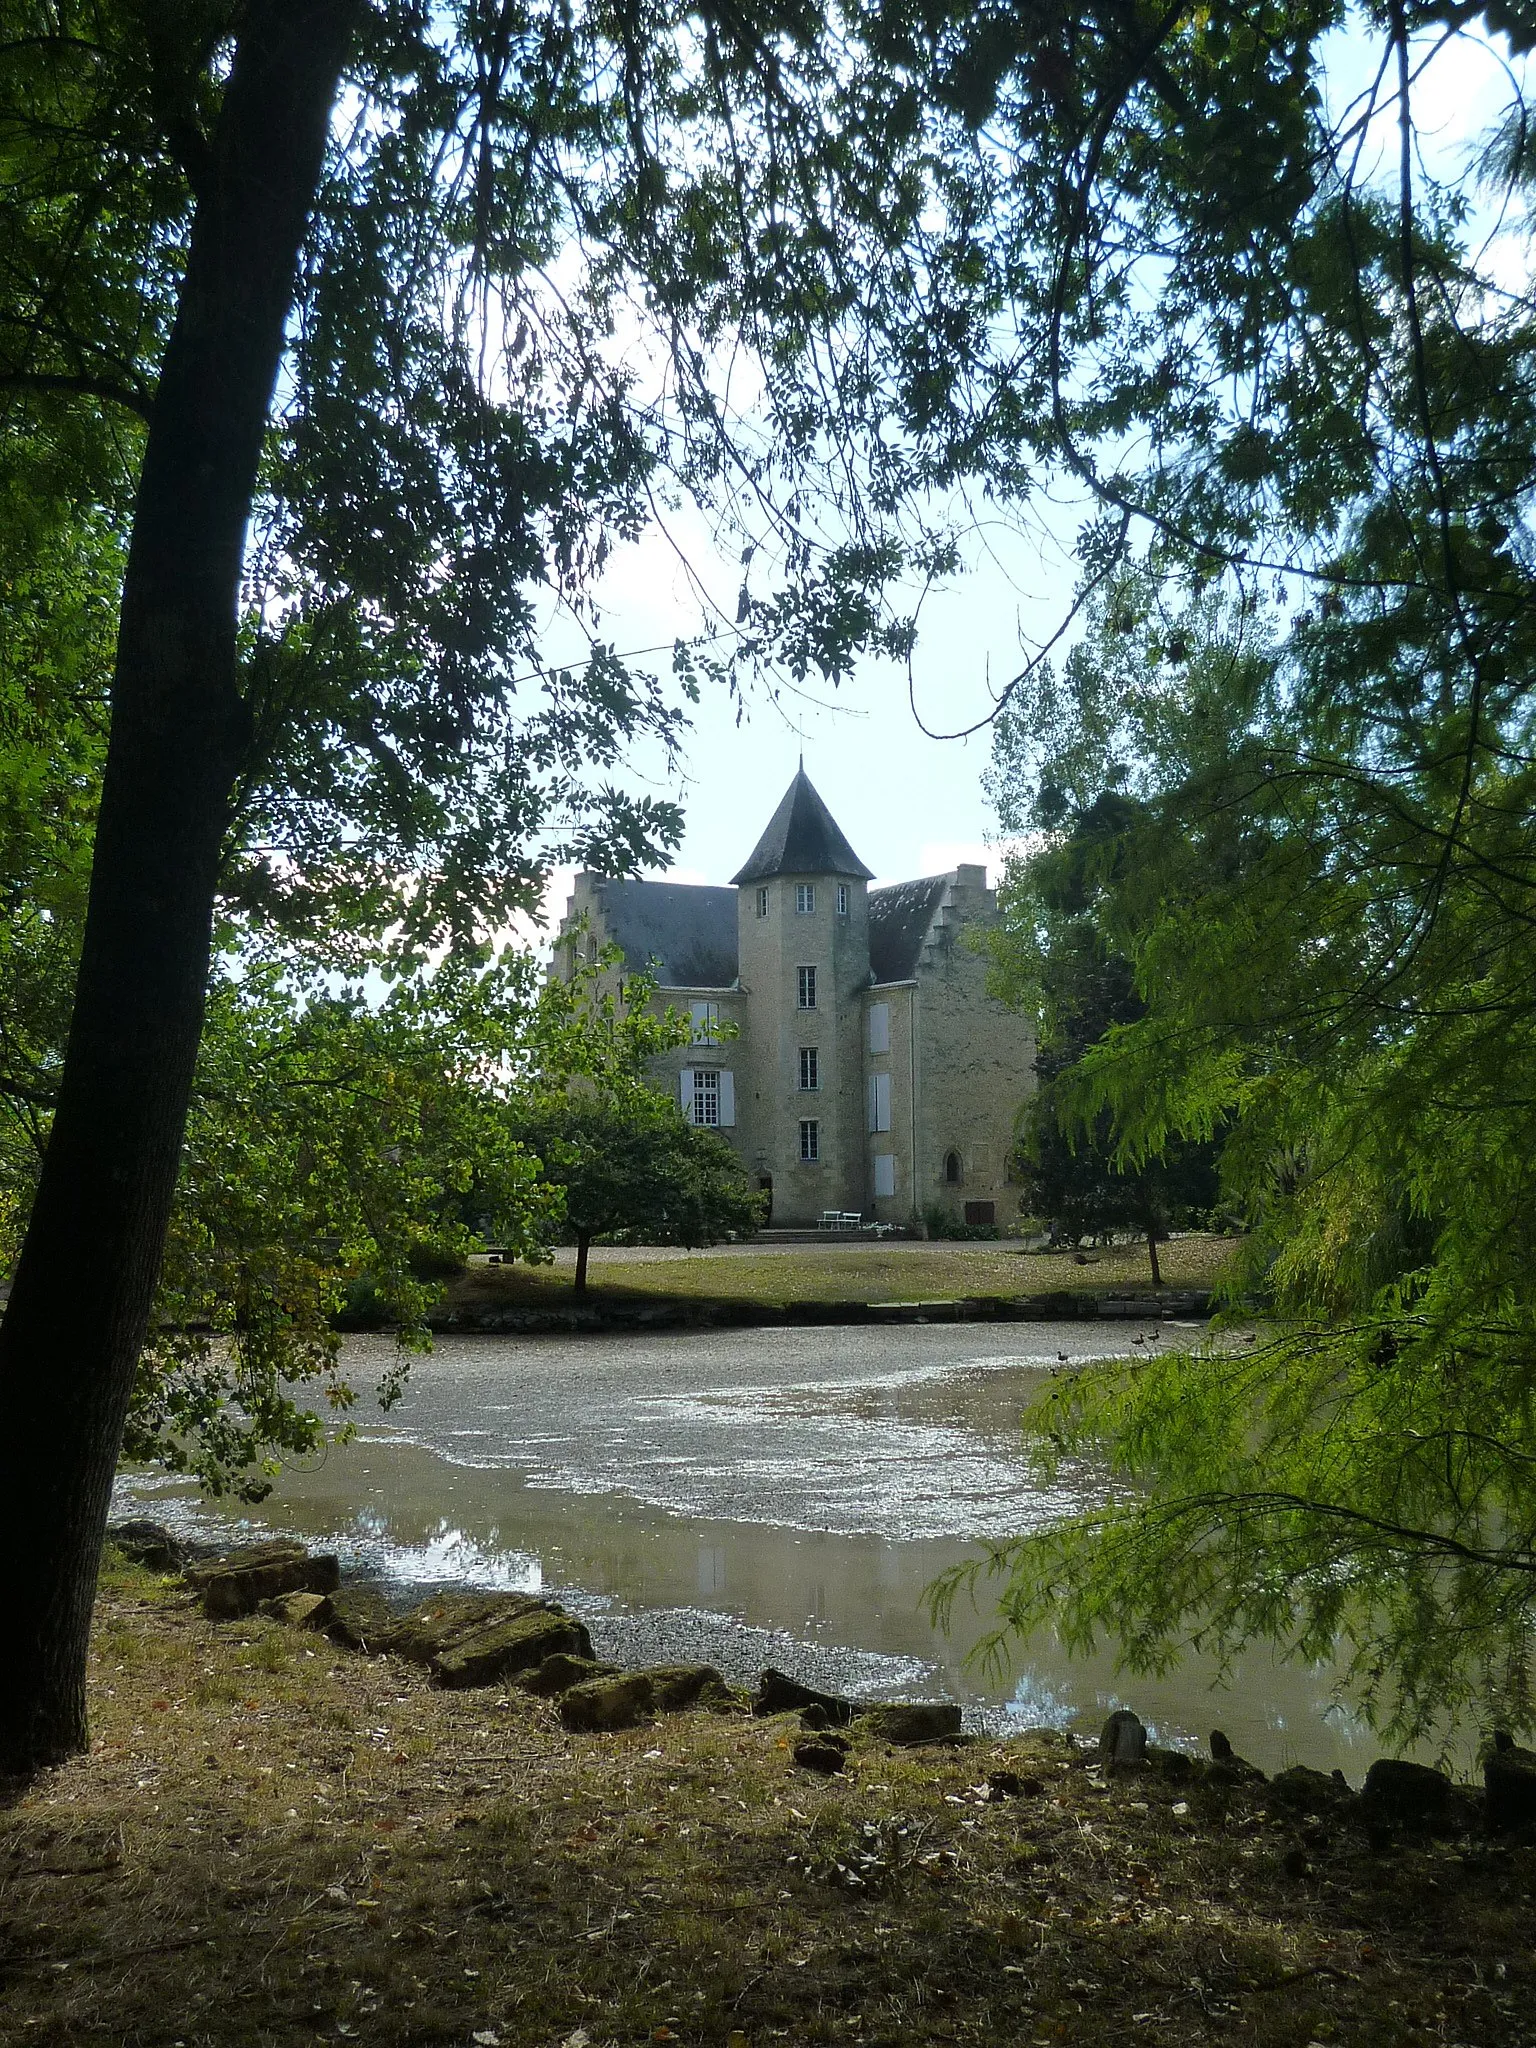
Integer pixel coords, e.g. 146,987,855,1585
1,1557,1531,2048
445,1234,1239,1313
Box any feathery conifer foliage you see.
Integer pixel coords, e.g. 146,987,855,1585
893,7,1536,1741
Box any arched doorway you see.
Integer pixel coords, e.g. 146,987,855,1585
757,1172,773,1225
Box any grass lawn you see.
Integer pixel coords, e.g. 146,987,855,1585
1,1554,1528,2048
443,1233,1242,1313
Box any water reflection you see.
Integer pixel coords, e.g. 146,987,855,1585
116,1322,1380,1774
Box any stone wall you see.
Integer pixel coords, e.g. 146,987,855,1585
909,868,1035,1229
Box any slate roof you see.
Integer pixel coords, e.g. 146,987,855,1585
596,878,738,988
868,875,948,983
729,768,874,884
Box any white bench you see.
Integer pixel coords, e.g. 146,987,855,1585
817,1210,864,1231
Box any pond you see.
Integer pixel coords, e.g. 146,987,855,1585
115,1319,1379,1774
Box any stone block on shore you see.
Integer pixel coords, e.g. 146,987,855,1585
106,1519,186,1573
432,1607,595,1690
324,1585,395,1653
753,1668,856,1726
1271,1765,1356,1816
1361,1759,1460,1833
518,1653,620,1697
644,1664,733,1712
186,1541,341,1620
559,1672,657,1732
260,1590,334,1630
1098,1709,1147,1768
1484,1736,1536,1834
861,1701,964,1746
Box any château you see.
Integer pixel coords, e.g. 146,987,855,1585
555,768,1034,1229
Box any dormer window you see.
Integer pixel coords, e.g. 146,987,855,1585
795,883,815,915
757,887,769,918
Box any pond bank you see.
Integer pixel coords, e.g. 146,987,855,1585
3,1556,1531,2048
423,1285,1215,1336
111,1322,1378,1775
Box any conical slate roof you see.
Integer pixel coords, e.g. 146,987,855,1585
730,768,873,884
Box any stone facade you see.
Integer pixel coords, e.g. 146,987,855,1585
553,770,1035,1229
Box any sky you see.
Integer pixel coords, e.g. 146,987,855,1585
539,493,1074,903
523,16,1526,937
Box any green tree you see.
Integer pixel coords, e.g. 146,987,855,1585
511,957,762,1290
1007,889,1221,1284
836,6,1536,1740
0,0,931,1772
134,955,559,1498
969,560,1536,1742
518,1090,761,1292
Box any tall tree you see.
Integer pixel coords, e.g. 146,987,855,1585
0,0,362,1774
805,5,1536,1738
0,0,932,1774
1002,833,1221,1284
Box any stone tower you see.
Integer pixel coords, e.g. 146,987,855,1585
731,767,873,1219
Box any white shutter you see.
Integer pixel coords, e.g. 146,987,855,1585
871,1071,891,1133
874,1154,895,1198
719,1069,735,1126
869,1001,890,1054
680,1068,694,1121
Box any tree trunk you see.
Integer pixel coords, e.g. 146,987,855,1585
0,0,358,1778
1146,1228,1162,1288
573,1232,592,1295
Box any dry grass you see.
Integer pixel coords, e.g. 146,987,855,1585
445,1234,1240,1315
2,1556,1531,2047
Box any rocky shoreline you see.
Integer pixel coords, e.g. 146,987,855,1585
5,1537,1534,2047
110,1519,1536,1841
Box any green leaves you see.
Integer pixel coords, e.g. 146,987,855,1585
510,958,763,1280
984,566,1536,1734
129,954,557,1497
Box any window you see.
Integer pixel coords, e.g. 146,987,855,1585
837,883,849,915
943,1149,963,1185
797,964,817,1008
689,1000,720,1044
873,1154,895,1198
693,1068,719,1126
681,1068,735,1127
868,1001,890,1054
799,1046,819,1091
867,1071,891,1133
964,1201,996,1227
799,1119,819,1163
756,886,769,918
795,883,815,915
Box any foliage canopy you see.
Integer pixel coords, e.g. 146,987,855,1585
908,7,1536,1742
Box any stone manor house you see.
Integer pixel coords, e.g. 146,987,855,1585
554,769,1035,1229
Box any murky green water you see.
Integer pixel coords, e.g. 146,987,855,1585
115,1321,1382,1774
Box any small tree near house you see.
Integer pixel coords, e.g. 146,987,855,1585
515,1087,763,1291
